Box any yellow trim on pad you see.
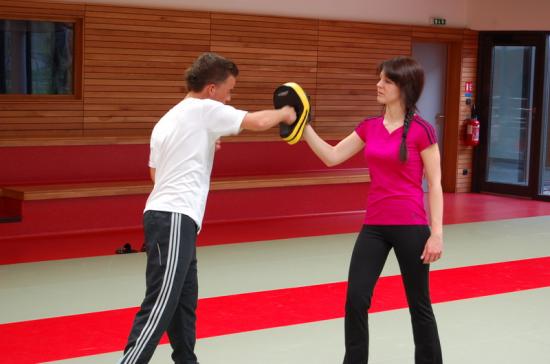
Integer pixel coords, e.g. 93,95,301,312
282,82,310,144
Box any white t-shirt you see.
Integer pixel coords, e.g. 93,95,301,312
145,97,247,231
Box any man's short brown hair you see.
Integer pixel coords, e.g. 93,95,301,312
185,52,239,92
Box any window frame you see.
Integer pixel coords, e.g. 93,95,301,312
0,14,83,101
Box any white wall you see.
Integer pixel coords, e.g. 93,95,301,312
467,0,550,30
62,0,469,27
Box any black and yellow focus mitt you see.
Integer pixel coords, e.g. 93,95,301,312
273,82,311,145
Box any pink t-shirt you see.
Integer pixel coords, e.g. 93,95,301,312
355,115,437,225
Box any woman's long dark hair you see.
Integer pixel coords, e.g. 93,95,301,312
377,56,424,162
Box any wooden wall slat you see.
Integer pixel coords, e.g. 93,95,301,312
85,42,209,52
86,29,210,43
211,12,316,26
84,23,209,35
0,124,82,130
84,11,210,25
83,98,181,105
0,103,82,111
85,4,210,18
1,117,83,124
84,59,195,68
83,66,188,75
0,110,83,117
84,79,185,86
84,73,185,81
85,18,209,31
85,92,186,99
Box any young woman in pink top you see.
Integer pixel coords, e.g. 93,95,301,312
303,56,443,364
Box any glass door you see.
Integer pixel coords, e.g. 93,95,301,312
486,45,535,186
476,33,546,197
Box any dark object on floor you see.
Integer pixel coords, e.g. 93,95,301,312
115,243,137,254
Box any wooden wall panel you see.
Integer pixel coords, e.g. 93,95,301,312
82,5,210,136
210,13,318,139
0,101,84,137
0,1,480,192
315,20,411,136
456,30,478,192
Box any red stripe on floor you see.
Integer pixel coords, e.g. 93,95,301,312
1,256,550,363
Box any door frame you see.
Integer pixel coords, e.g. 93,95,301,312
473,32,547,198
412,38,463,193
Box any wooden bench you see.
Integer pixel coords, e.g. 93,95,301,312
0,169,371,264
1,169,370,201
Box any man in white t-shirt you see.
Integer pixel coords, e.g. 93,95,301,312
118,53,295,364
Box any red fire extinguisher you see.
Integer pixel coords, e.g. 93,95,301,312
465,105,480,147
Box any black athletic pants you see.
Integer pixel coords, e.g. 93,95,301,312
119,211,199,364
343,225,442,364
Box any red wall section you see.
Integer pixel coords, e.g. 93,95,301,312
212,140,366,177
0,140,367,185
1,145,150,185
205,184,367,221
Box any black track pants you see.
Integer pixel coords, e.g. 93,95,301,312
119,211,199,364
343,225,442,364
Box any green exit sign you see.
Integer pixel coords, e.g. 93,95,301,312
431,17,447,26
